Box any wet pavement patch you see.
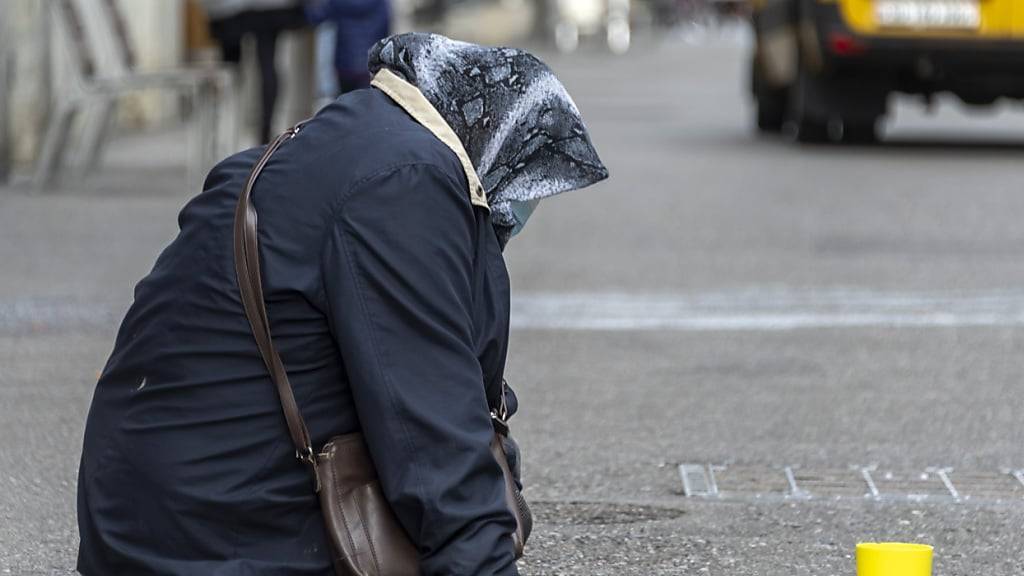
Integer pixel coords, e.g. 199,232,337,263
532,501,686,526
0,298,122,335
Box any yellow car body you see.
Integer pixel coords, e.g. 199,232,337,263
834,0,1024,39
749,0,1024,142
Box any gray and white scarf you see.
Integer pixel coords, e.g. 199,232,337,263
368,33,608,246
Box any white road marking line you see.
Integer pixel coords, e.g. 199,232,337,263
678,464,716,497
9,288,1024,333
678,464,696,497
859,466,881,500
930,467,961,502
511,289,1024,331
707,464,722,497
784,466,810,499
1011,469,1024,493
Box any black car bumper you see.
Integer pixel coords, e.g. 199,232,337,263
810,3,1024,97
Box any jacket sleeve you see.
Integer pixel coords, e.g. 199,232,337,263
320,163,519,576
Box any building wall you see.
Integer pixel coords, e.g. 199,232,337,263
4,0,184,167
7,0,49,165
108,0,186,128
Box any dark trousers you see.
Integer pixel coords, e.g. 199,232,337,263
209,7,307,143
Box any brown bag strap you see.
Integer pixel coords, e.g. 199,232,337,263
232,124,316,466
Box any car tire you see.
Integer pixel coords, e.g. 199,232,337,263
841,119,878,144
787,67,829,144
791,115,828,143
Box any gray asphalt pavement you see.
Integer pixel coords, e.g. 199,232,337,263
4,31,1024,575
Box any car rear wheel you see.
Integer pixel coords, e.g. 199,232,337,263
786,63,831,143
787,86,829,142
841,119,878,144
791,116,828,143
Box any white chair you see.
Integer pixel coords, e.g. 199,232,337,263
34,0,239,191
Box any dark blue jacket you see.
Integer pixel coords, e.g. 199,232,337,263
306,0,391,74
77,86,519,575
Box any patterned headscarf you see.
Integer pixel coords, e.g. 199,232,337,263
368,33,608,246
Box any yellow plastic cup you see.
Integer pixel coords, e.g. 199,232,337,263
857,543,933,576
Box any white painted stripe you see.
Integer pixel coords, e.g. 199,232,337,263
10,289,1024,334
511,289,1024,331
784,466,809,499
860,467,881,500
933,468,961,502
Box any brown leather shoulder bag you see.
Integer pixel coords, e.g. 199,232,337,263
232,125,531,576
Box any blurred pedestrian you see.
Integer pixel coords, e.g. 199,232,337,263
76,33,606,576
304,0,391,94
202,0,308,142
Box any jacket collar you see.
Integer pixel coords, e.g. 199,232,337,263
371,68,489,211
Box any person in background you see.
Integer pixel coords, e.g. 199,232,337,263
202,0,308,142
305,0,391,94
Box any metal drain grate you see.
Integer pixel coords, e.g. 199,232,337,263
679,464,1024,504
871,468,955,501
789,468,867,499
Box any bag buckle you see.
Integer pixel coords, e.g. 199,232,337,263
296,446,321,493
491,379,511,435
491,410,510,436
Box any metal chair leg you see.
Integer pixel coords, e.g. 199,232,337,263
198,83,217,175
186,82,207,193
32,101,79,192
74,96,117,175
214,71,240,159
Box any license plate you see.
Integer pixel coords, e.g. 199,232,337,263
875,0,981,30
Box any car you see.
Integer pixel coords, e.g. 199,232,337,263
749,0,1024,142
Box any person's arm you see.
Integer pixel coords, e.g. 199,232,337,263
305,0,381,24
320,162,519,576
